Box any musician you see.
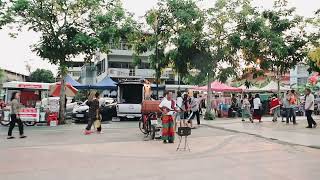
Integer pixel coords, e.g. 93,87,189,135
159,91,178,143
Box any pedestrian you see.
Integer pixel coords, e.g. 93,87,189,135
304,88,317,128
198,95,203,115
7,92,27,139
270,94,281,122
0,98,6,109
176,91,186,128
287,90,297,124
241,94,252,122
252,94,262,123
159,92,177,143
188,93,200,128
84,91,101,135
281,91,290,122
183,93,190,120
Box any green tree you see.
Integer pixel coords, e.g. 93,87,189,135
4,0,138,123
307,10,320,73
197,0,251,113
28,69,55,83
234,0,308,93
134,0,206,82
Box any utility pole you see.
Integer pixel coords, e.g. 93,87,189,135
155,16,160,100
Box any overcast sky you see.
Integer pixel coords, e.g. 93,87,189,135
0,0,319,76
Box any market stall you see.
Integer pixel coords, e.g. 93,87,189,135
2,81,51,125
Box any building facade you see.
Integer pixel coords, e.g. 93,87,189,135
290,64,310,88
70,42,178,85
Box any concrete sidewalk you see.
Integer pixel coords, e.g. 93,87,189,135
202,116,320,148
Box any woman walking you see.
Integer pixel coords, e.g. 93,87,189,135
7,92,26,139
252,94,262,123
84,91,101,135
159,92,177,143
241,94,252,122
188,93,200,128
270,94,281,122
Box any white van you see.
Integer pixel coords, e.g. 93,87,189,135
117,81,144,119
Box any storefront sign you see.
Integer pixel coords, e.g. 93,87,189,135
18,84,43,89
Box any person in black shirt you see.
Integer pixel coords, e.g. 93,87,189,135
84,91,101,135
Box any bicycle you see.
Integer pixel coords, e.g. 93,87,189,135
139,112,159,140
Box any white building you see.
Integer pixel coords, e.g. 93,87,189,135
290,64,310,88
69,42,179,85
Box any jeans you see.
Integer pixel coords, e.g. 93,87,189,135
86,117,95,131
305,110,317,127
273,107,280,121
286,108,296,124
8,114,24,136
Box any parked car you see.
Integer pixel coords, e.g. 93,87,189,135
41,97,78,118
72,98,117,123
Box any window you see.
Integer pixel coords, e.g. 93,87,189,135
138,62,150,69
96,59,106,75
109,61,134,69
72,72,81,77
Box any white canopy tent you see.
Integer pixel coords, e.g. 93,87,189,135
259,81,290,92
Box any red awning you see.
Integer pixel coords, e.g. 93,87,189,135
195,81,242,92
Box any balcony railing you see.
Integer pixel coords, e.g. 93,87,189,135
107,68,169,79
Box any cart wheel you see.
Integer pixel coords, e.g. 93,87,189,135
0,111,10,126
139,117,147,134
0,119,10,126
23,121,37,126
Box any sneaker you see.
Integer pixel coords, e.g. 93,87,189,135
20,135,27,139
7,136,15,139
163,140,168,144
313,124,317,128
306,126,312,128
242,119,245,122
97,131,104,134
84,130,93,135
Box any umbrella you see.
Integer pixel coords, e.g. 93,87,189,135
50,82,78,97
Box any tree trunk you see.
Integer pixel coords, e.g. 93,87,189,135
59,72,66,124
277,69,281,96
206,73,211,113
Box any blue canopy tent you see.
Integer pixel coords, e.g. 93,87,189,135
91,77,117,90
64,74,90,89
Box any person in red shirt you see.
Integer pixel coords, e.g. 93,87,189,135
0,98,6,109
270,94,281,122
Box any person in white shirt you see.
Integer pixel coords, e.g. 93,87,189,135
159,92,177,143
175,91,186,128
305,88,317,128
241,94,252,122
252,94,262,122
188,93,200,128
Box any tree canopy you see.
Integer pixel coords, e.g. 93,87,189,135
1,0,139,123
28,69,55,83
234,0,308,76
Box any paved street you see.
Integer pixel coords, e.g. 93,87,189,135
203,116,320,148
1,121,320,180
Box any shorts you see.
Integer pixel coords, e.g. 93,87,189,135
176,112,185,121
